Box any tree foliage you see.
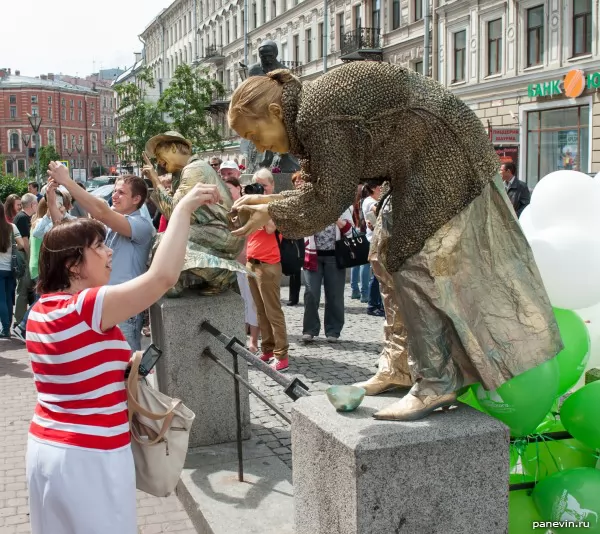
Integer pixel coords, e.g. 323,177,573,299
0,175,28,202
157,64,225,152
28,145,61,179
114,67,167,168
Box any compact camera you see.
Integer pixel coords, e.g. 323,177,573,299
244,183,265,195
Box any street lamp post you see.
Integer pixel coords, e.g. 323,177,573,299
65,147,74,178
21,133,31,179
9,155,18,177
76,144,83,181
27,114,43,186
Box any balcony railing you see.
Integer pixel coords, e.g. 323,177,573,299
201,45,225,64
280,61,303,77
206,89,234,113
340,27,383,61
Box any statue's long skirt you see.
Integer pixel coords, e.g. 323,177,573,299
392,181,563,396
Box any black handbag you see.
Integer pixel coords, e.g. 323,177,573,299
11,231,26,279
275,233,305,276
335,228,370,269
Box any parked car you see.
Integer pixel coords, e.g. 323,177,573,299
87,176,117,191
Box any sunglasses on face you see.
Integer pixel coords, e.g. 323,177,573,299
210,163,220,168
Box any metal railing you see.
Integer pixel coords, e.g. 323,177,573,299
281,60,303,76
340,27,382,57
201,320,309,482
204,45,224,60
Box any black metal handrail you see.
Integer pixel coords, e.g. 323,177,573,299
341,27,382,56
200,320,309,482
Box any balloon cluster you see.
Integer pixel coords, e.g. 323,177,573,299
459,170,600,533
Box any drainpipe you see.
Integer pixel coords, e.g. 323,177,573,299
423,0,430,77
431,0,438,81
244,0,248,65
193,0,198,60
323,0,328,73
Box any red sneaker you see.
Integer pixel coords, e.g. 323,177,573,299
270,358,289,372
260,352,273,362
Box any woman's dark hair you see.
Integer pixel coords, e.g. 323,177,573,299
363,179,383,196
4,194,20,221
37,219,107,294
0,202,12,253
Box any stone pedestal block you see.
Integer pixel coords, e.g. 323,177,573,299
150,290,251,448
292,394,509,534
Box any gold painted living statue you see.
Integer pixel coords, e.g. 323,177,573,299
226,62,563,421
142,131,246,296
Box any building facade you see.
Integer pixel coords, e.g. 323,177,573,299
134,0,600,182
59,72,120,173
0,68,102,180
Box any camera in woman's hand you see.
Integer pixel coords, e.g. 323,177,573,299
244,183,265,195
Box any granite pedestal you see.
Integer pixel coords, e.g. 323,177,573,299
292,394,509,534
150,290,251,448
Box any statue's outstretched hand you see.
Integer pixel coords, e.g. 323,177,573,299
231,205,271,237
179,183,222,213
232,193,280,210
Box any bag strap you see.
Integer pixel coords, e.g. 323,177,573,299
130,410,177,447
127,352,182,421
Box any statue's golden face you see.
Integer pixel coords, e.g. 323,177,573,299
155,144,188,173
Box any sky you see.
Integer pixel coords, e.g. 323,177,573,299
2,0,171,79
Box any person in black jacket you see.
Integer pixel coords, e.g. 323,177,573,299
500,162,530,217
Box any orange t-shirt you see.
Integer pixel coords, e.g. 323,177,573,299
246,229,281,264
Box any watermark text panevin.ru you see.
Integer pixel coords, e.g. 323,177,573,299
533,522,590,529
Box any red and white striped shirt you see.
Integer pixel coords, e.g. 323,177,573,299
26,286,131,451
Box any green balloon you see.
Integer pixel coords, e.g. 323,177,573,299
522,439,597,481
474,358,560,437
457,387,484,413
510,444,519,471
532,468,600,533
553,308,591,396
535,412,565,434
509,490,544,534
561,381,600,450
510,473,536,485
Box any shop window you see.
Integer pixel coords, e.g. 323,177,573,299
573,0,592,57
487,19,502,76
453,30,466,83
526,105,589,187
413,0,422,22
527,5,544,67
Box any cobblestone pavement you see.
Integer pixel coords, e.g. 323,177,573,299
0,287,383,531
248,286,384,469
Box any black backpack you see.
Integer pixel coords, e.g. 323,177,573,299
275,232,305,276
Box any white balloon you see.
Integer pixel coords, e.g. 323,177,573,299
530,170,600,231
594,172,600,181
528,226,600,310
518,205,537,240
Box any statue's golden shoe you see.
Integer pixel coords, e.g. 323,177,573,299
373,392,457,421
353,374,412,396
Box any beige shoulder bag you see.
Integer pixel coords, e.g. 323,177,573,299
126,351,195,497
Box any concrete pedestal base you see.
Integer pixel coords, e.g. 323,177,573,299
292,394,509,534
150,290,251,448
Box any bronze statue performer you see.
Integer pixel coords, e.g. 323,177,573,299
226,62,563,421
142,131,246,296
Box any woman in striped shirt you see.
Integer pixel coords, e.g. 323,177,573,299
26,167,222,534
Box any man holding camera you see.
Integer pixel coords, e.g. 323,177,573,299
245,169,289,371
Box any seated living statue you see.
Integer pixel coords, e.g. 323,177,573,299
142,131,246,296
226,62,564,421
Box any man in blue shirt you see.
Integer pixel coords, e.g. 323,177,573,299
49,164,154,352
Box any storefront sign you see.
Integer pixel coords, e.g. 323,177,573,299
490,127,520,145
528,69,600,98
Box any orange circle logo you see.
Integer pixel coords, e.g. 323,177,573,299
564,69,586,98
